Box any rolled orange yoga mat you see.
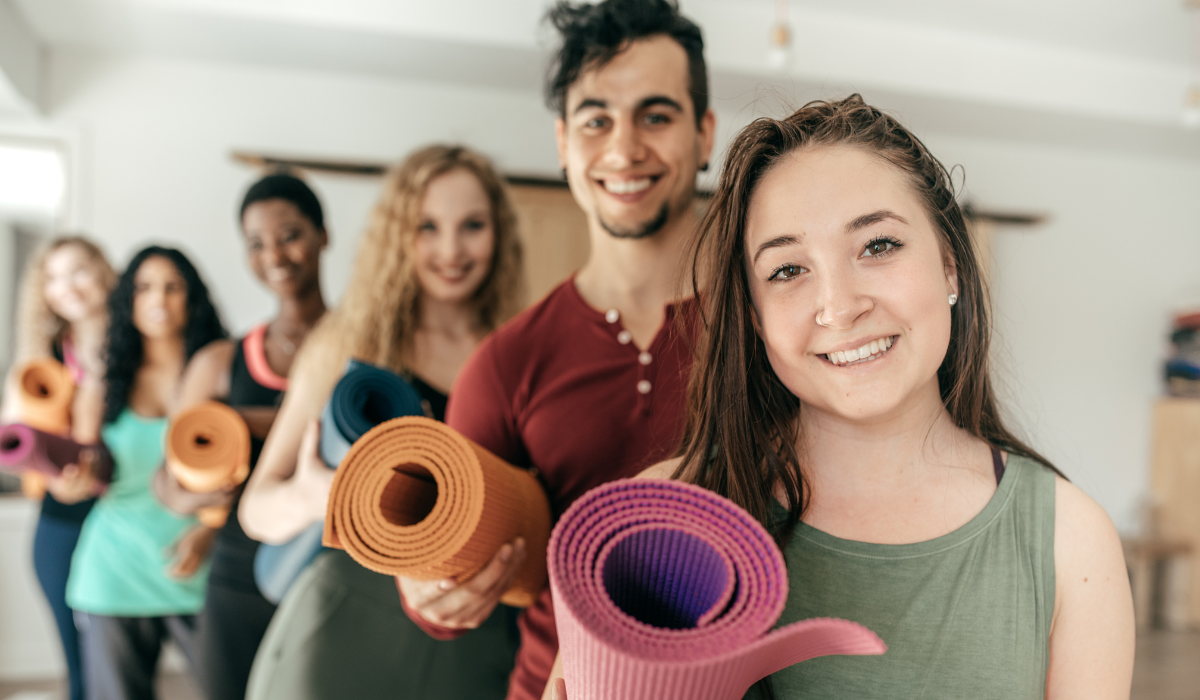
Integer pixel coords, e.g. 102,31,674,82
324,416,551,607
165,401,251,528
13,359,75,499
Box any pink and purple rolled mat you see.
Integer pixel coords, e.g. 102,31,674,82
549,478,887,700
0,423,113,484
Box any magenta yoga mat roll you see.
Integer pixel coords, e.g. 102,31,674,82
0,423,113,483
549,478,887,700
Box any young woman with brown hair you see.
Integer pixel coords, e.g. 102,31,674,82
550,95,1134,699
238,144,525,700
1,236,115,700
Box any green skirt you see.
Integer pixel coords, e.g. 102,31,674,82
246,549,520,700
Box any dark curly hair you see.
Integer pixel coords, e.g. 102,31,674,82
544,0,708,126
239,172,325,232
103,246,227,424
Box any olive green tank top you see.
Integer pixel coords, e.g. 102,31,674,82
747,455,1056,699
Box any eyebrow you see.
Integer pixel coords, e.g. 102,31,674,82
846,209,908,233
571,95,685,115
752,234,802,264
751,210,908,264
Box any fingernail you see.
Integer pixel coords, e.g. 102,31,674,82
515,537,526,553
551,684,559,700
499,544,513,562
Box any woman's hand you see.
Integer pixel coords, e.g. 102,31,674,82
165,523,218,579
293,419,335,521
152,467,237,515
397,537,526,629
44,448,101,504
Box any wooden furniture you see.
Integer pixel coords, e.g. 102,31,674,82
1149,397,1200,627
1122,537,1193,630
506,183,590,304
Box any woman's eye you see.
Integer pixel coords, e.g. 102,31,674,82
418,221,437,234
861,238,901,258
463,219,485,232
768,264,805,281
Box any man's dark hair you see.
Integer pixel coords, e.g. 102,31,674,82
545,0,708,126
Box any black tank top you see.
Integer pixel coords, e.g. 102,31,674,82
208,330,451,593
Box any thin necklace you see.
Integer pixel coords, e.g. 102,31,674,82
268,324,300,355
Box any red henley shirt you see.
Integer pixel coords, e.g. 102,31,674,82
401,277,696,700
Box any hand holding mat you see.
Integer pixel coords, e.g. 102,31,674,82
165,401,251,528
0,423,114,483
550,478,887,700
12,358,75,435
254,359,426,603
323,416,551,607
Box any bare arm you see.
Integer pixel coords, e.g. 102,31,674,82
1045,476,1135,699
238,349,337,544
154,340,236,515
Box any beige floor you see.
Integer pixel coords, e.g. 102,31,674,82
2,632,1198,699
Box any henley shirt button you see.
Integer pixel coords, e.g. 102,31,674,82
617,330,632,345
605,309,620,323
638,352,652,365
637,380,652,394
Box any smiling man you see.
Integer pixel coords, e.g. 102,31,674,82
395,1,715,699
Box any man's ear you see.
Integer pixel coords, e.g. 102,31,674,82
554,117,568,173
697,108,716,171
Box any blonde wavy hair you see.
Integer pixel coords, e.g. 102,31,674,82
300,144,525,390
14,235,116,363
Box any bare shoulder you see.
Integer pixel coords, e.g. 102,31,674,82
1053,475,1122,558
1052,473,1130,623
636,457,683,480
190,339,236,368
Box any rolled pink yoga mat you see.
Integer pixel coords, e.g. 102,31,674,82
549,478,887,700
0,423,113,484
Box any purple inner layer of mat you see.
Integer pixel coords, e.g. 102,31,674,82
601,528,728,630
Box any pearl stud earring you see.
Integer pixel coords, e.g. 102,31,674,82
949,294,958,306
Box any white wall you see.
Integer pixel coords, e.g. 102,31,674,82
17,48,1200,538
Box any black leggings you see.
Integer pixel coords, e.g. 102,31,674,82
33,514,86,700
196,583,277,700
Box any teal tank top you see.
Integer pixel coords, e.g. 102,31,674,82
67,408,210,616
747,456,1055,699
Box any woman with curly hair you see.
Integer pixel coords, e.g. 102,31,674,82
1,236,115,700
66,246,226,700
153,172,330,700
239,144,525,700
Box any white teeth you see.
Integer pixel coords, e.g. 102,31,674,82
825,336,895,366
603,178,652,194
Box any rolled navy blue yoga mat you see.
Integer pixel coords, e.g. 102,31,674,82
254,359,425,603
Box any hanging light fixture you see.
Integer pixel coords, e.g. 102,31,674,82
768,0,792,70
1184,0,1200,128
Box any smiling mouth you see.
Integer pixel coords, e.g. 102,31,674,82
821,336,897,366
599,176,659,195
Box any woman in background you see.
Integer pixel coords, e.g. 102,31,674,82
0,236,115,700
66,246,226,700
154,173,328,700
239,144,524,700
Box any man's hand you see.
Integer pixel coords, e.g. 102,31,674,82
398,537,527,629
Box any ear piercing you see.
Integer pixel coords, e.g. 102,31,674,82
949,294,958,306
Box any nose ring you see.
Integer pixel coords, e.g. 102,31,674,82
815,311,831,328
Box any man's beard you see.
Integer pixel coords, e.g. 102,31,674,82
598,203,670,240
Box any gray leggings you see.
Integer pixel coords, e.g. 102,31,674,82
76,612,198,700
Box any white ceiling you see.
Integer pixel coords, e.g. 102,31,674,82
7,0,1200,157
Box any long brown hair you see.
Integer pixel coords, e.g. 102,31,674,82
297,145,525,395
673,95,1057,544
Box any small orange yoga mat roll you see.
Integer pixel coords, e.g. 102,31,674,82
324,416,551,608
15,358,75,435
166,401,250,528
